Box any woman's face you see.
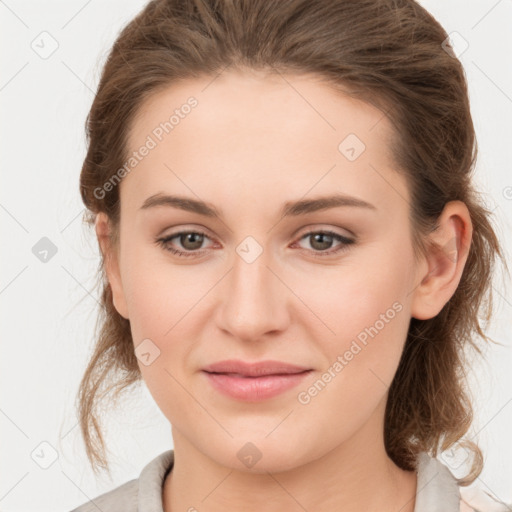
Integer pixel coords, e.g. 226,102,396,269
102,69,428,472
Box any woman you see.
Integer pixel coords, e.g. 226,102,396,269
71,0,510,510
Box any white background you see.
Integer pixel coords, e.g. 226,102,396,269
1,1,511,510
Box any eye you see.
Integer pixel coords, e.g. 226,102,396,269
156,230,213,258
155,228,356,259
292,229,355,257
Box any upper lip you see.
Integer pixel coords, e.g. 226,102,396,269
202,359,312,377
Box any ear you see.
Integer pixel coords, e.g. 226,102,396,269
410,200,472,321
95,212,130,319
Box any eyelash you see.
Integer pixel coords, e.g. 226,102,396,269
155,229,355,259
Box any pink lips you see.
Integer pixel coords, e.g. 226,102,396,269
202,359,312,401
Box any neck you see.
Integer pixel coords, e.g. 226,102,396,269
162,402,417,512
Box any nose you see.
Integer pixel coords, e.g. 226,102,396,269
214,246,290,342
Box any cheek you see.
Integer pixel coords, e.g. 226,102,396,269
302,241,413,390
291,265,411,450
295,237,413,342
119,245,211,403
120,243,210,340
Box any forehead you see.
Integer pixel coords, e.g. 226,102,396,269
123,70,409,221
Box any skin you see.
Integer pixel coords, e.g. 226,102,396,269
95,68,472,512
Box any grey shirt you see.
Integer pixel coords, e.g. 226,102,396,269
69,450,471,511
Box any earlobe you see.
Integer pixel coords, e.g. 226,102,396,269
95,213,130,319
410,201,472,321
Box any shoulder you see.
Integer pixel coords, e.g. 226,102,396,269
69,450,174,512
415,453,510,512
459,487,512,512
70,478,138,512
415,451,461,510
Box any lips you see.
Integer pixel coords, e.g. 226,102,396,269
201,359,313,401
202,359,311,377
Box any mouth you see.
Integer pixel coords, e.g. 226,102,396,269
201,362,313,401
204,371,311,378
202,359,312,378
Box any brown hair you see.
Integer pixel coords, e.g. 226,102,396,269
77,0,508,485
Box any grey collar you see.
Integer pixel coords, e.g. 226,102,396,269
137,449,460,512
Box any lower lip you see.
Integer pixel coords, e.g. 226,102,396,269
202,370,312,401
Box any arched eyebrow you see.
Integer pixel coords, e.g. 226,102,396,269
281,194,377,216
139,192,377,219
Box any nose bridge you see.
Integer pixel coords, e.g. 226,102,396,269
217,239,287,340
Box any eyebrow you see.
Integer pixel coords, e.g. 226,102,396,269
139,192,377,218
